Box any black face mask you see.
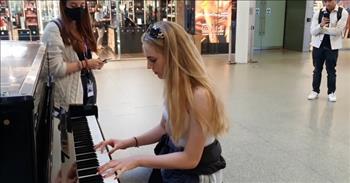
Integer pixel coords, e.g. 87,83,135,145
64,7,84,22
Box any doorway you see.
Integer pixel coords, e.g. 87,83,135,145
254,0,286,50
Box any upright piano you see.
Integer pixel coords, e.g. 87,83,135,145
0,41,48,183
0,41,119,183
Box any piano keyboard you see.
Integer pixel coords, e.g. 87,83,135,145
71,115,119,183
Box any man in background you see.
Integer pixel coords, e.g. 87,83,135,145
308,0,348,102
94,3,105,50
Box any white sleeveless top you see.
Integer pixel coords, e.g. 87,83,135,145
162,106,215,147
162,106,224,183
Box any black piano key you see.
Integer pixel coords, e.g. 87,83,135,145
74,135,92,141
75,140,93,145
75,141,94,147
74,135,92,140
72,123,87,126
75,142,94,149
75,142,93,147
79,174,104,183
74,122,88,126
76,159,99,169
73,121,88,124
74,131,92,136
74,134,92,140
73,127,90,131
72,125,89,131
75,146,95,154
72,125,88,130
73,131,91,136
73,129,91,134
77,167,99,177
69,115,113,182
75,145,92,150
71,117,87,122
76,153,97,161
73,128,91,132
74,139,93,144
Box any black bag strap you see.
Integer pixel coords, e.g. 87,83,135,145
338,7,343,21
318,9,323,24
51,18,63,38
318,7,343,24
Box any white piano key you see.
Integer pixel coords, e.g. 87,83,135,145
86,115,104,145
85,115,119,183
97,152,110,164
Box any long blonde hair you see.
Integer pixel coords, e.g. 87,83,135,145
142,21,228,142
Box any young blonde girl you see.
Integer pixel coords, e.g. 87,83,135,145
96,21,228,183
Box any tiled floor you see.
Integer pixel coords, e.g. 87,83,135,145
343,39,350,50
93,50,350,183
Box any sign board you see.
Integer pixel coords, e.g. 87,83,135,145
266,8,271,15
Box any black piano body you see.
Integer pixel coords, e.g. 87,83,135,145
1,41,119,183
0,41,53,183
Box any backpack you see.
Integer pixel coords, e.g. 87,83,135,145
318,7,343,24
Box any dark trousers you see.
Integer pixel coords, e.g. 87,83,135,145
312,47,338,94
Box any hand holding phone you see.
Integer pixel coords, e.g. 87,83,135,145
321,12,330,28
101,58,111,63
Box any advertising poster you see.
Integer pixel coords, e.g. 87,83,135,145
338,0,350,38
195,0,232,44
339,0,350,11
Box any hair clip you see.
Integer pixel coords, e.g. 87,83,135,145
147,24,165,39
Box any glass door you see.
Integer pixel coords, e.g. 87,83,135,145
254,0,286,51
0,0,11,40
37,0,59,35
107,0,177,59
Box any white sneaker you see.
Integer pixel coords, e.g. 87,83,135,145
328,93,336,102
308,91,319,100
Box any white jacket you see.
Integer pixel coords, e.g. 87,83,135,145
41,21,83,110
310,5,348,50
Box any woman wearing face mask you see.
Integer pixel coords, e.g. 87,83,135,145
41,0,104,110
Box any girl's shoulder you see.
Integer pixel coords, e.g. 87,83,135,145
192,87,212,113
44,18,64,33
193,87,210,100
43,21,61,35
42,21,65,46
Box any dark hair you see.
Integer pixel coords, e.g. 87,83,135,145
95,3,102,9
323,0,337,2
59,0,97,52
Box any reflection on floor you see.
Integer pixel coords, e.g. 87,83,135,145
97,47,145,61
93,50,350,183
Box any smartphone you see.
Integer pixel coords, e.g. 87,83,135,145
323,12,330,19
323,12,330,27
102,58,110,63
